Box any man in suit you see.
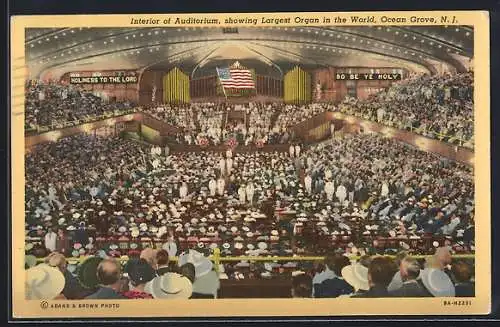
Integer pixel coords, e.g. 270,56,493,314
352,256,396,298
389,257,431,297
314,254,354,298
85,259,126,299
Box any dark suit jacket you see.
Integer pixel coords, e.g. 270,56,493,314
315,277,355,298
389,280,433,298
455,282,475,297
351,285,389,298
62,270,96,299
85,287,126,299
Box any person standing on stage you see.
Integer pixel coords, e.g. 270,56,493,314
208,177,217,197
289,144,295,158
217,177,225,196
179,182,188,199
246,182,255,206
304,173,312,195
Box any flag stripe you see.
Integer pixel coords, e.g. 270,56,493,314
217,66,255,89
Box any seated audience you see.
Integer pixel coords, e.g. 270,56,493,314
314,254,354,298
351,256,397,298
388,257,431,297
85,258,126,299
451,261,475,297
122,258,155,299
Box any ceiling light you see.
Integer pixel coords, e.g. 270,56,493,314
438,44,442,48
404,34,408,37
71,30,75,33
395,31,399,35
455,28,459,32
329,33,333,37
62,32,66,36
412,36,416,40
140,33,144,36
155,31,159,34
133,34,136,38
466,32,470,36
30,44,34,47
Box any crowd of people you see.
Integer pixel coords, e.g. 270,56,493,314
273,103,335,132
292,248,474,298
25,245,474,300
339,72,474,147
24,71,475,300
25,81,135,132
25,131,473,273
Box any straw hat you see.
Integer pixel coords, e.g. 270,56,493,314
177,249,213,278
341,263,369,291
145,272,193,299
192,270,220,297
25,264,65,300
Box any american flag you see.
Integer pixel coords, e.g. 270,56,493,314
216,65,255,89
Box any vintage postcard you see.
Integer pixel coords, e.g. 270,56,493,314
11,11,490,319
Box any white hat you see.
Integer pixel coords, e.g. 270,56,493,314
420,268,455,297
234,242,243,249
257,242,268,250
145,272,193,299
192,270,220,296
25,264,65,300
246,232,254,238
118,226,127,233
341,263,369,291
231,226,238,233
222,243,230,249
177,249,213,278
247,244,255,250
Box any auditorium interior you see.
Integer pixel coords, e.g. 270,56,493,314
23,26,475,299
